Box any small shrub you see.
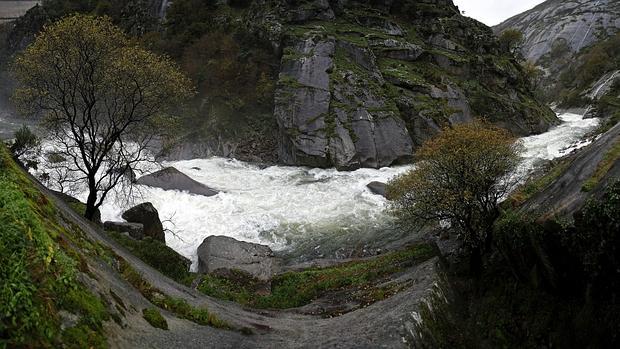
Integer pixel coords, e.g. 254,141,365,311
10,125,40,159
142,308,168,330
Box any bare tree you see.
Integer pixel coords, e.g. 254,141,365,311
13,15,193,220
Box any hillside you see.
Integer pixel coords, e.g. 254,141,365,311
495,0,619,63
4,0,558,168
495,0,620,107
0,142,449,348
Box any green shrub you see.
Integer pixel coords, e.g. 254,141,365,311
142,308,168,330
107,232,193,285
10,125,39,159
0,145,108,347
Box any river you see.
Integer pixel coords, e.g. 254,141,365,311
1,110,601,267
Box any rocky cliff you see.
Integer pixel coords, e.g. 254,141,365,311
495,0,620,63
523,121,620,218
5,0,558,169
250,0,557,169
494,0,620,106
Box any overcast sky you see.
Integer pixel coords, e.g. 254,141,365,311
452,0,547,26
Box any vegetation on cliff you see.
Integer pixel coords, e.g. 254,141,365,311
6,0,556,165
420,184,620,348
0,144,109,348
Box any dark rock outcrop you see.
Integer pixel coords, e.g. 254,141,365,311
197,236,280,281
367,181,388,198
265,0,558,169
122,203,165,243
104,221,144,240
136,167,218,197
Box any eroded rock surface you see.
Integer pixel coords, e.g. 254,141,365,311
197,236,280,281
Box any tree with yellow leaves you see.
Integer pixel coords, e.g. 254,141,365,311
387,121,522,274
13,14,194,220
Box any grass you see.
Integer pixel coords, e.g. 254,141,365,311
143,308,168,330
582,139,620,192
0,145,109,348
106,231,195,286
116,258,229,329
198,243,436,310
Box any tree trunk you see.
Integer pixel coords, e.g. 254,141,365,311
84,177,98,221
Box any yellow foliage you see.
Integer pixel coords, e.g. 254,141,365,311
387,121,521,248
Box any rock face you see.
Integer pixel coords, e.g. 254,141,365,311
121,203,165,243
367,181,388,198
494,0,620,105
261,0,558,169
495,0,620,63
522,121,620,218
136,167,218,196
196,236,280,281
103,221,144,240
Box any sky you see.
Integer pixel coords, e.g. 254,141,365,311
452,0,547,26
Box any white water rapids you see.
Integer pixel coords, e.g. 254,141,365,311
3,111,599,267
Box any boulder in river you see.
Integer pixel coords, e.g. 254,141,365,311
104,221,144,240
122,203,165,243
367,181,388,198
136,167,218,197
197,236,280,281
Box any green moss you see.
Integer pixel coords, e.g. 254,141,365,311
61,323,107,349
198,243,436,309
331,47,399,114
117,259,229,329
107,231,194,285
143,308,168,330
68,201,87,216
287,18,395,47
582,140,620,192
0,145,109,347
60,287,109,329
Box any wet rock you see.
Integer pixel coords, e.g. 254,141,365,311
371,39,424,61
367,181,388,198
104,221,144,240
197,236,280,281
136,167,218,197
122,203,165,243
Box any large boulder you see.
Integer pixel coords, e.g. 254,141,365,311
122,203,165,243
367,181,388,198
136,167,218,196
197,236,280,281
104,221,144,240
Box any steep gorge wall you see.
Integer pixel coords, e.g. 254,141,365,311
250,0,557,169
495,0,620,63
5,0,558,169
